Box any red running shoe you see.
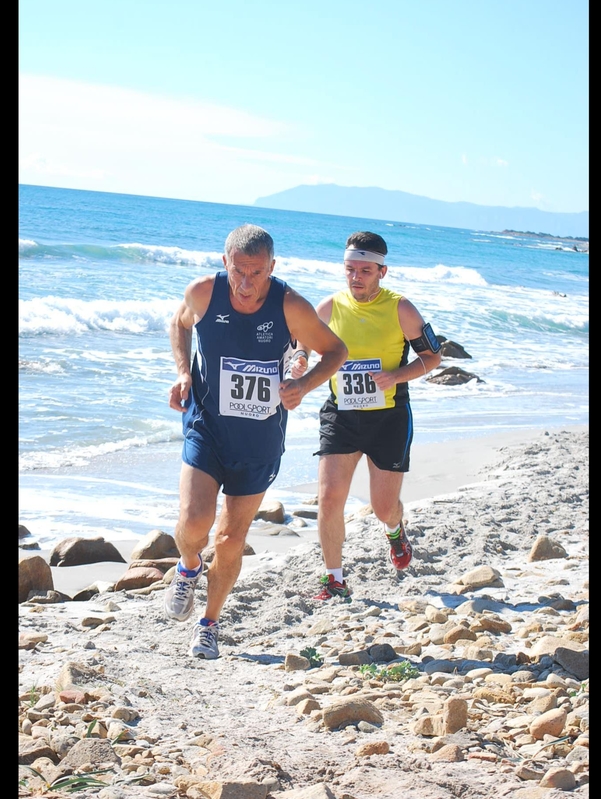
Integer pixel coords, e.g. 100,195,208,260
387,524,413,570
313,574,352,602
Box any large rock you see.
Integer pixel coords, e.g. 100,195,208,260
57,738,121,769
291,508,318,520
201,542,256,565
427,366,484,385
195,781,268,799
528,534,568,561
553,647,589,680
254,500,285,524
114,566,166,591
19,554,54,603
529,635,586,658
130,529,179,561
129,557,179,574
448,565,503,594
18,735,59,765
55,661,104,691
49,536,126,567
322,697,384,730
439,339,472,359
529,707,567,740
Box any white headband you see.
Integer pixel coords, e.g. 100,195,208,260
343,248,386,266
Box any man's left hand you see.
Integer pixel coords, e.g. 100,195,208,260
279,378,306,410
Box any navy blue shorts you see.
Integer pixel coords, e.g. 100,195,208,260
182,430,281,496
315,397,413,472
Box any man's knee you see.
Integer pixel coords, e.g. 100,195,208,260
371,497,402,523
211,529,248,565
318,480,350,508
177,508,214,542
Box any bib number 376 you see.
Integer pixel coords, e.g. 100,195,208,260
219,357,280,419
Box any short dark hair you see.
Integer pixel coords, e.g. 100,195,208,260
345,231,388,257
225,224,274,261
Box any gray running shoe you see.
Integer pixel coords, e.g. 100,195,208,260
189,621,220,659
163,569,199,622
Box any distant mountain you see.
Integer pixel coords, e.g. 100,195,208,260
254,184,588,239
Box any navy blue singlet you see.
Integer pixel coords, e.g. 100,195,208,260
183,271,295,464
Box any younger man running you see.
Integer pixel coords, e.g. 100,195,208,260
291,231,441,600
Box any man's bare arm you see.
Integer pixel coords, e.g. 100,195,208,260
288,296,334,379
168,277,214,412
280,291,346,410
368,298,441,390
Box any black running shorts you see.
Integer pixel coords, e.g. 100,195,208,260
315,397,413,472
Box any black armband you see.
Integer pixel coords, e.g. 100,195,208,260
410,322,441,354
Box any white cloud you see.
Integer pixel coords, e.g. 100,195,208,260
492,157,509,167
19,74,288,138
18,74,321,203
530,189,548,207
19,151,106,180
461,154,468,165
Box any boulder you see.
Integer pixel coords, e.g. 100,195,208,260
254,500,285,523
193,781,268,799
49,536,126,567
291,508,318,520
427,366,484,386
528,534,568,561
114,566,166,591
201,542,255,564
553,647,589,680
57,738,121,769
439,340,472,359
19,555,54,603
322,697,384,730
130,529,179,561
129,557,179,573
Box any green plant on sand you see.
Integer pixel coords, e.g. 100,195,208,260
359,660,420,682
299,646,324,668
19,766,148,794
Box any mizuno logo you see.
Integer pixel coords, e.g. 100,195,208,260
392,462,402,469
268,473,276,482
223,360,241,369
216,314,230,323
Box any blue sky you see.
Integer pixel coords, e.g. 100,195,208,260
19,0,589,213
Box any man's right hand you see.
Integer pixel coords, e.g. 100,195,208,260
289,352,309,379
169,374,192,412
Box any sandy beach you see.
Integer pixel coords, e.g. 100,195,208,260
39,427,559,597
19,426,589,798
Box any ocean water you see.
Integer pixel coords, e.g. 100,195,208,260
19,184,589,550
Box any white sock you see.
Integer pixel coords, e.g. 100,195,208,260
385,524,400,537
327,568,344,584
177,557,203,577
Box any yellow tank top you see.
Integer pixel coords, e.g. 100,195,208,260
329,287,406,410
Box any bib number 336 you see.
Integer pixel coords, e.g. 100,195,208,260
337,359,385,410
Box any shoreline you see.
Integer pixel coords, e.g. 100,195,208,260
26,423,588,597
498,229,589,251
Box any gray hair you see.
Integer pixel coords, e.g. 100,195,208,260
224,224,274,261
